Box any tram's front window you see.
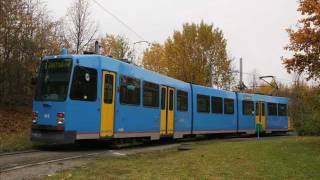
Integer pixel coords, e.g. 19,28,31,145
35,59,73,101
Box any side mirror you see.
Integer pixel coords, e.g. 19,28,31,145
31,77,38,85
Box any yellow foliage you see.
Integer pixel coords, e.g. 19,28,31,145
143,43,168,74
100,34,134,60
143,21,234,88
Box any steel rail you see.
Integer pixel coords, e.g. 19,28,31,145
0,134,293,173
0,151,104,173
0,150,40,157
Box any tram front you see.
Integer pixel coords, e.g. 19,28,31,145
31,56,75,144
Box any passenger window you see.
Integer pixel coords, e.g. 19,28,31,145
256,102,266,116
197,94,210,113
211,96,222,114
255,102,260,115
161,87,166,110
169,89,174,110
70,66,97,101
120,75,140,105
243,100,254,115
278,104,287,116
262,103,265,116
267,103,278,116
224,98,234,114
177,90,188,112
104,74,114,104
143,81,159,107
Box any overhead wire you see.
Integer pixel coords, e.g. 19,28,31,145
92,0,145,41
92,0,295,85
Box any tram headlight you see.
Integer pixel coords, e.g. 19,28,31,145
57,112,65,125
32,111,38,124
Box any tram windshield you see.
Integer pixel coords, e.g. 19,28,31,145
35,59,73,101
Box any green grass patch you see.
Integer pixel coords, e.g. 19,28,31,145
49,136,320,180
0,132,33,152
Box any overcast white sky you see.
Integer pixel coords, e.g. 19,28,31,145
44,0,300,85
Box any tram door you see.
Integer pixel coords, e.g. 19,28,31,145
160,86,175,135
255,101,266,130
100,71,116,137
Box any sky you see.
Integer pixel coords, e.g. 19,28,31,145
44,0,300,85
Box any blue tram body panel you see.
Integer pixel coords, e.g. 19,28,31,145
31,51,289,144
33,101,67,126
237,93,289,132
254,94,288,131
66,55,102,134
237,93,256,132
192,85,237,134
33,55,103,136
265,96,288,130
100,56,192,135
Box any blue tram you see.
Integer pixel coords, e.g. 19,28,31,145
31,50,289,144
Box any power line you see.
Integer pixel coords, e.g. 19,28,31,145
92,0,145,41
92,3,294,84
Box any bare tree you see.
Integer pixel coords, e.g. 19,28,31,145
67,0,98,54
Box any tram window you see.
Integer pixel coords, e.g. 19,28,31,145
70,66,97,101
267,103,278,116
35,59,72,101
256,102,266,116
197,94,210,113
104,74,114,104
211,96,223,114
278,104,287,116
243,100,254,115
161,87,166,110
255,102,260,115
169,89,174,110
177,90,188,112
224,98,234,114
120,75,141,105
143,81,159,107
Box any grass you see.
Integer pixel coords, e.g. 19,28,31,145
0,132,33,152
48,136,320,180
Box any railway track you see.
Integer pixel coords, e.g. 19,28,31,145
0,150,41,157
0,134,293,175
0,151,105,173
0,141,179,174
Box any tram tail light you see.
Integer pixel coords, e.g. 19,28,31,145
57,112,65,125
32,111,38,124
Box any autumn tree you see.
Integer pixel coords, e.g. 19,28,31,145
283,0,320,80
143,22,234,89
0,0,69,106
143,43,167,74
288,82,320,135
66,0,98,54
100,34,134,60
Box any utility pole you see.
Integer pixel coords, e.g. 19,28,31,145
239,57,243,90
94,40,100,54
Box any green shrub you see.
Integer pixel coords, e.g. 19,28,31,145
289,85,320,135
